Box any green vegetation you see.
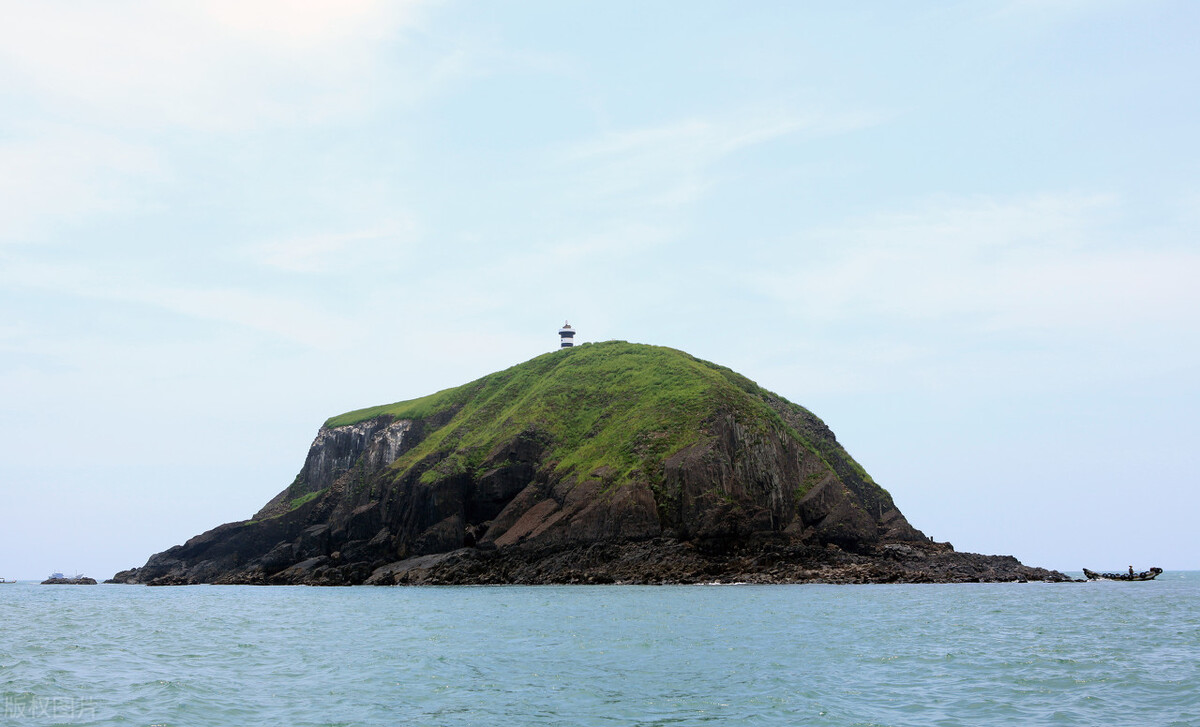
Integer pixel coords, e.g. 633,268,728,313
325,390,460,428
323,341,863,491
288,489,325,511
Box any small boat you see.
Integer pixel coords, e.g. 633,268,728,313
0,578,15,584
1083,567,1163,581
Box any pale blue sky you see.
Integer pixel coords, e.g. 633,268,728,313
2,1,1197,579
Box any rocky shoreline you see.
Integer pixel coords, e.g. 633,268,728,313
111,538,1072,586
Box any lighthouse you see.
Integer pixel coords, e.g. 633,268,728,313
558,321,576,349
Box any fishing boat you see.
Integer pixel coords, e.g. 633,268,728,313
0,578,15,584
1083,567,1163,581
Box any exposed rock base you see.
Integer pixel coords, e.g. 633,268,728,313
112,539,1071,586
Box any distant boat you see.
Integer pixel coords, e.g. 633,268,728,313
1083,567,1163,581
0,578,15,584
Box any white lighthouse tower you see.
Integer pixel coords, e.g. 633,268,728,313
558,321,576,349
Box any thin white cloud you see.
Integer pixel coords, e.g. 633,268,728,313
0,2,448,239
200,0,404,48
1,260,358,349
143,285,360,349
556,108,883,210
989,0,1129,27
0,1,433,132
542,222,678,266
749,192,1200,335
0,126,162,241
247,220,419,274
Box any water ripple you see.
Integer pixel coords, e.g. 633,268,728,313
2,578,1199,725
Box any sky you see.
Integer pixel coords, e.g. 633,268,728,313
2,1,1197,580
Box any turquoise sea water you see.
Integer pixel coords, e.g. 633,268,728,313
2,574,1198,726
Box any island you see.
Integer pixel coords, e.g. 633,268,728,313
112,341,1070,585
42,575,98,585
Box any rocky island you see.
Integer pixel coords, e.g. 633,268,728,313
113,342,1069,586
42,575,98,585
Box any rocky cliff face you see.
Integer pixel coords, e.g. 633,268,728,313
113,342,1069,585
251,416,426,521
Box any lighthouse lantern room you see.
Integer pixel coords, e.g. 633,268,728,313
558,321,576,349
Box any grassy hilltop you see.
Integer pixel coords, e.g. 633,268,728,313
325,340,871,498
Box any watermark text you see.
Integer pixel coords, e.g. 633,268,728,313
5,696,97,722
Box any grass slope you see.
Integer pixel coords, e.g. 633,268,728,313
325,341,855,491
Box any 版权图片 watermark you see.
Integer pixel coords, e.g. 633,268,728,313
5,696,96,721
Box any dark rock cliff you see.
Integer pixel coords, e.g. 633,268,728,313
112,342,1068,585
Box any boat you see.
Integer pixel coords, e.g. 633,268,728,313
1083,567,1163,581
0,578,15,584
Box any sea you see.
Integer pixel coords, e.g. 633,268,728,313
2,573,1198,727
